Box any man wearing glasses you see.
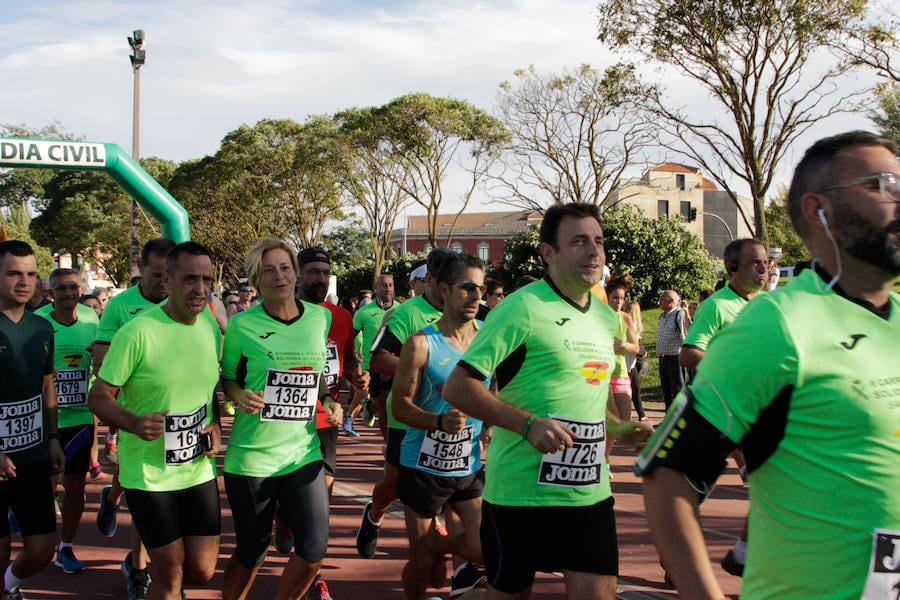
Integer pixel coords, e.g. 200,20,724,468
226,283,255,319
638,131,900,599
484,279,505,311
35,269,99,574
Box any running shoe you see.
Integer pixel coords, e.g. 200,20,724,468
341,415,360,437
96,485,119,537
273,517,293,554
362,398,376,427
449,563,487,597
1,586,25,600
122,554,152,600
355,502,381,559
305,577,332,600
54,546,86,574
721,549,745,577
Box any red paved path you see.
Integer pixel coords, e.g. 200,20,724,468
12,403,745,598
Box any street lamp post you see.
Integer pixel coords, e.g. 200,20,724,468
128,29,146,279
700,211,734,242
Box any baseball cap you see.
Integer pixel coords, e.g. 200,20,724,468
298,246,330,266
409,263,427,281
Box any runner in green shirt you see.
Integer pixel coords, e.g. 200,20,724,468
639,131,900,599
220,238,340,600
89,242,222,600
38,268,99,574
444,204,651,599
0,240,65,600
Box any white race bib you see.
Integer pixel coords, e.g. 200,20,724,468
0,395,43,453
323,342,340,390
861,529,900,599
538,415,605,488
417,425,475,475
261,369,319,422
163,404,208,465
55,368,88,407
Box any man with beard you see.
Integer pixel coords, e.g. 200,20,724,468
637,131,900,599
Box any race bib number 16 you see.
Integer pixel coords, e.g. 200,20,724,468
261,369,319,422
164,404,207,465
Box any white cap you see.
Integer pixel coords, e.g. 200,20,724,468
409,264,427,281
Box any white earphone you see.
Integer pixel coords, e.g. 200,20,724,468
817,208,828,227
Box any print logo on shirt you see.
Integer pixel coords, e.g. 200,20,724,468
578,361,610,386
128,308,143,315
259,331,276,339
555,318,571,326
839,334,866,350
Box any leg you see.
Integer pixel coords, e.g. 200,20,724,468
401,507,439,600
145,540,185,600
370,462,399,522
60,473,86,543
181,535,219,585
222,556,261,600
276,554,320,600
629,366,645,420
278,463,329,600
562,571,618,600
12,532,56,580
488,585,533,600
222,473,276,600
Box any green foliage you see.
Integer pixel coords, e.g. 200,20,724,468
870,84,900,141
1,203,54,275
0,122,81,211
492,225,544,286
322,219,373,276
603,204,716,307
334,250,429,302
765,186,807,268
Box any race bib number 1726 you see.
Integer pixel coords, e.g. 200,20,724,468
538,415,605,488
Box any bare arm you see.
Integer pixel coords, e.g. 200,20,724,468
392,334,466,433
614,313,642,356
643,467,725,599
88,377,165,440
370,347,399,377
91,343,110,378
679,346,705,370
43,373,65,474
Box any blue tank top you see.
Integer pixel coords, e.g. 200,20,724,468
399,322,489,476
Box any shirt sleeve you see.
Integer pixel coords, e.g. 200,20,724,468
97,325,142,387
221,318,242,381
683,300,720,350
460,294,532,379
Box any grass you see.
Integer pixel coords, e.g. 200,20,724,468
636,307,663,404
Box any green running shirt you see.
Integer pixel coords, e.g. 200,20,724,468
95,286,163,344
682,283,749,352
460,278,618,507
376,296,442,431
221,301,331,477
37,309,98,428
686,269,900,599
98,306,221,492
352,301,389,370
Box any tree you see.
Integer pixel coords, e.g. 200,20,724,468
0,122,81,212
492,64,654,211
870,83,900,140
492,225,544,287
765,186,808,269
322,218,373,276
596,0,885,246
602,204,716,307
0,203,54,275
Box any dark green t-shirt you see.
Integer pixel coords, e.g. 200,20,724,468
0,311,55,464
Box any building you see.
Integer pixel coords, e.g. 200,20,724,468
389,210,542,264
610,162,753,257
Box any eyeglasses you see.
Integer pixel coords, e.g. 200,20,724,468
305,268,332,278
490,291,505,297
454,281,487,294
820,172,900,203
53,284,80,292
240,288,253,293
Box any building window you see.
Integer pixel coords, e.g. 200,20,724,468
676,174,686,191
680,201,691,221
658,200,669,217
451,242,463,253
477,242,489,261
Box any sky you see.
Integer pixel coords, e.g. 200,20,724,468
0,0,885,215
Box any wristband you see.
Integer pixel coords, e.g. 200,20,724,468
48,432,61,441
522,414,537,439
437,413,444,432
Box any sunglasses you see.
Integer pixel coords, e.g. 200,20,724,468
240,288,253,293
490,291,505,297
454,281,487,294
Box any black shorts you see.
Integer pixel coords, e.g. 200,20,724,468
0,460,56,537
60,423,94,476
481,497,618,593
385,427,406,468
224,460,329,567
397,466,484,518
125,479,221,550
317,426,338,476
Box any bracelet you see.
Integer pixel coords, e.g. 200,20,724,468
522,414,537,439
437,413,444,432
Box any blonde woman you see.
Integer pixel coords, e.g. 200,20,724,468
605,276,642,421
624,300,649,422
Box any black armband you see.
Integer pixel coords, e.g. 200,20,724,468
457,360,488,382
633,391,736,502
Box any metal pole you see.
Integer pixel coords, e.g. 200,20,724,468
128,30,145,280
700,211,734,241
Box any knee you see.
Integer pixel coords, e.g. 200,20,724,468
184,560,216,585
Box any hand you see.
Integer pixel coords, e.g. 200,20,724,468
525,417,576,454
613,337,625,354
0,452,17,481
48,438,66,474
439,408,467,434
609,420,654,449
131,412,166,441
323,398,343,426
479,425,493,447
237,390,265,415
200,422,222,456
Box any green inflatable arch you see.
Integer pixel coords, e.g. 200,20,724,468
0,138,190,242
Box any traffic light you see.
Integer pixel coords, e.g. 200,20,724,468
688,207,697,222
